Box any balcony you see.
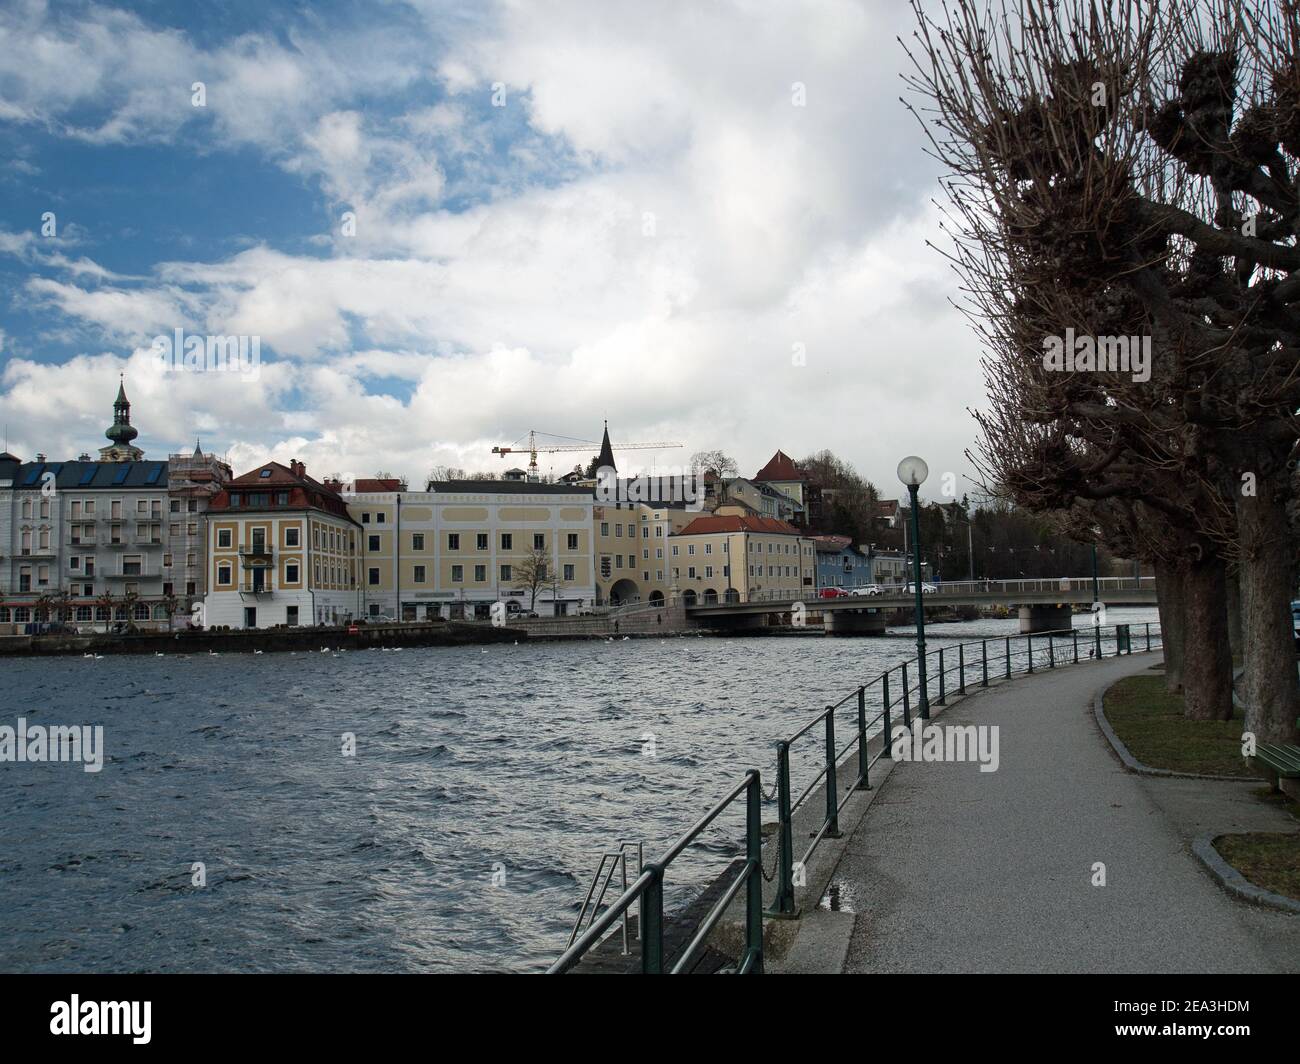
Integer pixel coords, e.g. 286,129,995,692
239,543,275,569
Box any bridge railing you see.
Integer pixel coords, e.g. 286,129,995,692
551,620,1161,972
685,575,1156,607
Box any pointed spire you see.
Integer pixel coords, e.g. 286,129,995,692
596,419,616,473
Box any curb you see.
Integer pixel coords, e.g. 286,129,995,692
1191,834,1300,915
1091,688,1258,782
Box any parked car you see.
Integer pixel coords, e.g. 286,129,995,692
902,582,938,594
818,587,849,599
850,585,885,597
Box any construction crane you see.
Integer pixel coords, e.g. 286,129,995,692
491,428,682,479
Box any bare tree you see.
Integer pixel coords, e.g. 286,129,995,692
905,0,1298,739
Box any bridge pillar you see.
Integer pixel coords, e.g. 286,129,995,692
1018,604,1072,633
824,609,887,636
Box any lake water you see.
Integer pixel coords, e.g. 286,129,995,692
0,607,1158,973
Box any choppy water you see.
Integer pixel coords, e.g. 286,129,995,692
0,608,1157,973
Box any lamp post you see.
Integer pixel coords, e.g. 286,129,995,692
897,456,929,719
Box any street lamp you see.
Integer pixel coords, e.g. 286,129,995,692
897,456,930,720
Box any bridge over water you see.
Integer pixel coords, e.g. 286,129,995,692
684,576,1157,633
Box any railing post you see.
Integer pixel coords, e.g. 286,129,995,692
1048,633,1055,669
770,741,796,916
1027,633,1034,673
856,686,870,790
1072,628,1079,664
1094,621,1102,660
982,639,989,686
901,661,911,729
642,863,665,974
958,644,966,694
882,673,892,757
1005,636,1011,679
824,708,842,838
937,647,946,705
1145,622,1152,651
745,771,764,974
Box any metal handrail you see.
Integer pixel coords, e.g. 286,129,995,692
551,620,1161,971
549,771,764,975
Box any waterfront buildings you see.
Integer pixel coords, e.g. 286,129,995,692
0,384,230,634
340,478,597,621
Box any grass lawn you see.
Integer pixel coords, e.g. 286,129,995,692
1103,674,1248,776
1214,833,1300,902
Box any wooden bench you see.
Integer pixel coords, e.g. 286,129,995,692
1254,742,1300,787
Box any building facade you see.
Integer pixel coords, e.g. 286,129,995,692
0,384,228,633
203,460,360,629
812,535,875,590
342,479,598,620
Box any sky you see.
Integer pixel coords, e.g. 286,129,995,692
0,0,985,501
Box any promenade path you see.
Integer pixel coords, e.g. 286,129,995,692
829,653,1299,973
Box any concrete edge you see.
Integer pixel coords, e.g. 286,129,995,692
1191,833,1300,915
1091,685,1259,783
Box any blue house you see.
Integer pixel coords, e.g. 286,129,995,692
812,535,873,591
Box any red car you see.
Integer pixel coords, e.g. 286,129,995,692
819,587,849,599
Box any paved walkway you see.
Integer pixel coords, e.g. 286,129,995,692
833,654,1300,973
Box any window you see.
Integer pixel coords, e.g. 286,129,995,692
474,565,486,582
476,533,488,550
600,522,609,537
567,533,579,550
451,565,463,582
71,556,81,570
123,556,142,576
368,568,380,586
615,524,622,537
285,527,300,547
412,533,425,551
501,533,513,550
286,563,299,583
600,557,611,578
275,492,288,505
688,566,697,578
376,513,386,524
414,565,426,583
563,564,575,581
163,554,172,567
533,534,545,550
217,529,232,548
217,564,232,586
688,545,696,555
500,564,512,581
705,566,713,578
368,535,380,552
704,543,712,554
615,556,623,569
448,534,460,550
362,512,371,524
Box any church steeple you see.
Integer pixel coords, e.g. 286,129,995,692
98,376,144,462
595,420,616,474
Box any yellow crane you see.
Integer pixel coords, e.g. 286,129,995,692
492,427,682,479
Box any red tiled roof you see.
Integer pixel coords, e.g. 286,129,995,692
676,515,802,536
351,478,403,492
812,534,852,551
754,450,803,482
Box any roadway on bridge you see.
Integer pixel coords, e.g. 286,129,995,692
831,654,1299,973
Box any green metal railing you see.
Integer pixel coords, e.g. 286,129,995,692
551,620,1160,971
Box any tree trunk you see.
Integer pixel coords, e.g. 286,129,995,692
1155,559,1185,693
1225,565,1243,667
1180,556,1233,721
1237,481,1299,744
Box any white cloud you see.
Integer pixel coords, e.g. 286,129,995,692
0,0,987,500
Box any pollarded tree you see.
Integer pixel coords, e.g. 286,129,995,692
905,0,1298,741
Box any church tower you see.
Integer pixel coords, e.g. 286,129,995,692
98,377,144,462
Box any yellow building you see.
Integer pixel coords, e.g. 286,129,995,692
341,478,597,619
594,502,697,605
667,514,815,605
